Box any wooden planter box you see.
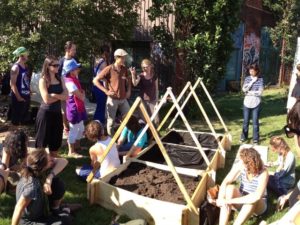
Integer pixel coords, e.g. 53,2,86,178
88,159,213,225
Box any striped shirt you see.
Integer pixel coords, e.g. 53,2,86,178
239,169,267,197
242,76,264,108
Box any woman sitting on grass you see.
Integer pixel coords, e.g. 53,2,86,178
267,136,295,197
216,147,269,225
12,149,73,225
76,120,120,180
0,130,28,194
117,115,148,157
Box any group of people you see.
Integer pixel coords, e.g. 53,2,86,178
1,41,300,225
214,63,300,225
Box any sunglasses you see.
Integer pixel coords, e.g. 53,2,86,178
50,64,60,68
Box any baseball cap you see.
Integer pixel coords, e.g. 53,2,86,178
114,49,128,57
13,47,28,57
62,59,81,76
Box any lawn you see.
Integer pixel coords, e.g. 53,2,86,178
0,87,297,225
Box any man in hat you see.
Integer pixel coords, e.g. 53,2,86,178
10,47,31,125
93,48,132,136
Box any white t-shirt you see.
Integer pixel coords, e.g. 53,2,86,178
65,80,78,96
96,136,120,177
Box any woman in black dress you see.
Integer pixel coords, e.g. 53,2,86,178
35,56,68,157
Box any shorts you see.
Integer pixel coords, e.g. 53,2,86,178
35,108,63,152
76,164,100,180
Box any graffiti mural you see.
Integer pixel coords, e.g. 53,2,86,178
242,32,261,76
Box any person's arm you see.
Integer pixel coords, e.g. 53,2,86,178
225,170,269,205
130,68,140,86
117,127,128,147
242,77,256,93
43,157,68,195
89,145,98,165
39,78,59,104
155,78,159,101
10,65,24,102
93,66,115,96
50,79,68,101
11,196,31,225
217,163,242,200
126,70,132,99
246,78,264,97
72,89,85,101
65,81,85,101
0,150,10,170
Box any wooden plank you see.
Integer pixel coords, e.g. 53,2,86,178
139,101,198,214
191,172,208,207
93,179,189,225
132,158,206,177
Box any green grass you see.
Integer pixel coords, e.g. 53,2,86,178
0,87,297,225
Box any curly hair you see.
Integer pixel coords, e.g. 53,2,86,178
270,136,290,153
21,149,48,179
85,120,104,142
239,147,264,175
3,130,28,161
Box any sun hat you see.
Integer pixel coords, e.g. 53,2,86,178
12,47,28,57
114,49,128,57
62,58,81,76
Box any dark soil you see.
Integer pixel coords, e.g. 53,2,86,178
109,162,200,204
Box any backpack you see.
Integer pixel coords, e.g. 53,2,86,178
199,200,220,225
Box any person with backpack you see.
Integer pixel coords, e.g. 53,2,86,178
10,47,31,126
93,45,110,124
93,49,132,136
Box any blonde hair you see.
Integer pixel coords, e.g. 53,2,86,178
141,59,152,68
270,136,290,153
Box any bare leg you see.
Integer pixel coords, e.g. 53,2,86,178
294,135,300,157
0,169,8,194
233,198,266,225
219,185,241,225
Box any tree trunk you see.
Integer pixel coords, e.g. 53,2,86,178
278,38,286,86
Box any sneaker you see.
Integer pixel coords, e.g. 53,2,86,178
239,139,246,144
253,140,259,145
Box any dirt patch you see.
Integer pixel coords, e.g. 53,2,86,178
109,162,200,204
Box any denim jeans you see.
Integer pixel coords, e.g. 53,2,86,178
241,104,261,142
267,175,288,197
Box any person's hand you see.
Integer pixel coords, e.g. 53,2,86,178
17,97,26,102
43,181,52,195
277,195,288,211
126,91,131,99
129,67,136,76
106,90,115,96
251,76,258,83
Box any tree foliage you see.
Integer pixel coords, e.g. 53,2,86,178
263,0,300,65
0,0,139,72
148,0,242,91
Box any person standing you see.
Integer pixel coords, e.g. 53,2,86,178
240,64,264,144
93,49,132,136
93,45,110,124
10,47,31,125
131,59,159,125
63,59,87,157
58,41,77,135
35,56,68,158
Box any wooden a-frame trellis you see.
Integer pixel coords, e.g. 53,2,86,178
87,79,231,225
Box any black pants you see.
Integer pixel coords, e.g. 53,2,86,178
35,109,63,152
11,98,30,125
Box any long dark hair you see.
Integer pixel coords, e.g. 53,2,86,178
21,149,48,179
41,56,61,87
126,115,142,135
3,129,28,161
287,100,300,130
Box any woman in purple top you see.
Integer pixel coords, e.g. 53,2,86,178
131,59,159,125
